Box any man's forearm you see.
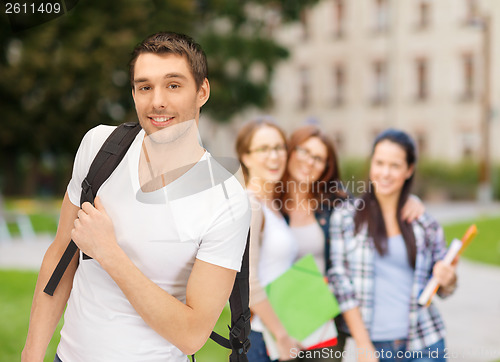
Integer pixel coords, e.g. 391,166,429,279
22,244,78,361
98,248,236,355
99,247,196,346
23,193,80,361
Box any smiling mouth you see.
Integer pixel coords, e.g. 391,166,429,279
149,116,174,126
376,181,393,187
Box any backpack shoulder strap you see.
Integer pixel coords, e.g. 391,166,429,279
209,229,251,362
44,122,141,296
80,122,141,205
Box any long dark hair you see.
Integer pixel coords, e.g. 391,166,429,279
354,129,418,268
279,125,346,212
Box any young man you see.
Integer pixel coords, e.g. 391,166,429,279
22,32,251,362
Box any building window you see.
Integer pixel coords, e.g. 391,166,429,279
464,0,479,24
299,67,310,109
372,60,388,105
416,1,430,29
461,54,475,101
333,131,344,153
332,64,345,107
373,0,389,33
415,131,427,156
371,128,383,143
415,58,428,101
300,9,310,40
461,131,476,158
333,0,345,38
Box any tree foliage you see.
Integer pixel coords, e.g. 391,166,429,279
0,0,318,195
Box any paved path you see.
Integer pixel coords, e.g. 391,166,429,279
0,235,52,270
426,201,500,224
1,202,500,361
424,201,500,361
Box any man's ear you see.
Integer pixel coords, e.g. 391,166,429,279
131,88,136,102
196,78,210,108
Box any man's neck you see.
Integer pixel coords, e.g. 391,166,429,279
138,125,205,191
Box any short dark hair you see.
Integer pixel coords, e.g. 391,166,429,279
129,32,208,90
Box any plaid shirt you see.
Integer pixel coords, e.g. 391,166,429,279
328,203,454,351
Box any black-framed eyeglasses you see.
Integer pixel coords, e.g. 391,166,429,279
294,146,327,167
248,144,287,157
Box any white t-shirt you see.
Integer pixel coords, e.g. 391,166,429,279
251,202,297,332
57,125,250,362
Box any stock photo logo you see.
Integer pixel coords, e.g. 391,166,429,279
3,0,79,32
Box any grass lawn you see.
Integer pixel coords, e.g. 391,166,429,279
6,213,59,236
442,216,500,266
0,270,62,362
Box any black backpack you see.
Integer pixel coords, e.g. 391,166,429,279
44,122,251,361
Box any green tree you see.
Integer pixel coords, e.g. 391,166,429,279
0,0,318,195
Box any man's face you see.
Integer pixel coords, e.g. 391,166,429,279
132,52,209,144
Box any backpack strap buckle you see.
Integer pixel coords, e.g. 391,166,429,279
230,309,251,339
81,178,93,204
243,309,251,322
239,338,251,354
229,324,241,339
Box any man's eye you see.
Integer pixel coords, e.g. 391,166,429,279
168,84,179,89
139,86,151,91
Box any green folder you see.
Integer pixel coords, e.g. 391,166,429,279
264,254,341,341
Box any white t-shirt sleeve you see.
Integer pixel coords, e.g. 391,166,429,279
66,125,116,207
196,177,251,272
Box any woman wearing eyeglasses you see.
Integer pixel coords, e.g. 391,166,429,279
236,118,300,362
276,126,347,362
279,125,425,362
